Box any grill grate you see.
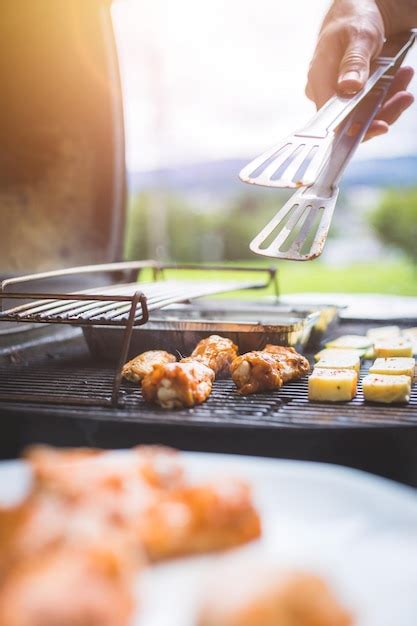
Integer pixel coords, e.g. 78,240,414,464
0,280,271,327
0,262,279,407
0,361,415,427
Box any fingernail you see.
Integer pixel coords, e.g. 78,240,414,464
338,70,362,93
339,70,361,83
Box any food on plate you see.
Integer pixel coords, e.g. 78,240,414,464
142,361,215,409
308,369,358,402
231,352,283,395
325,335,373,351
25,444,184,496
315,353,360,373
369,357,415,378
122,350,176,383
181,335,238,378
314,348,364,362
362,374,411,404
262,344,310,382
374,339,413,358
198,568,353,626
0,546,135,626
140,479,261,561
366,326,400,340
0,445,261,624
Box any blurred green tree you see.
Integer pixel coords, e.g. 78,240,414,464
125,188,340,262
369,188,417,265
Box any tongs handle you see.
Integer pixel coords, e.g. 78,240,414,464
314,31,414,194
296,31,415,140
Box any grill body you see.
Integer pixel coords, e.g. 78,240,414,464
0,0,125,275
1,323,416,487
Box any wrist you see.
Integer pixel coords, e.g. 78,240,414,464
375,0,417,34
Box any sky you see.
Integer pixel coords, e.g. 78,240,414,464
112,0,417,172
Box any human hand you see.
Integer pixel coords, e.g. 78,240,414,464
306,0,415,140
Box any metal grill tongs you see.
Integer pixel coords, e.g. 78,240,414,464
244,32,415,261
240,33,415,190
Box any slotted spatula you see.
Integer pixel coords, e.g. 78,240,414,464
239,33,415,190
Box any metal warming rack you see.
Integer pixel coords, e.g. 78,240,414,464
0,261,278,406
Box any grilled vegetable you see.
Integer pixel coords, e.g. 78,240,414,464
308,369,358,402
315,353,360,373
369,357,415,378
374,339,413,358
362,374,411,404
325,335,372,350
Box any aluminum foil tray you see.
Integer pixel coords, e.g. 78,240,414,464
83,300,328,362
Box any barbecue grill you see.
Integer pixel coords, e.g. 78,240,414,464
1,1,416,490
0,262,416,487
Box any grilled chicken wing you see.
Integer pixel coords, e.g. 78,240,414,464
122,350,176,383
198,569,352,626
263,344,310,382
142,361,215,409
139,479,261,561
182,335,238,378
231,351,283,395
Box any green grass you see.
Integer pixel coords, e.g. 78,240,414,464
138,260,417,297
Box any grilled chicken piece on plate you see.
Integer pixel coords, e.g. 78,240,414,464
198,568,352,626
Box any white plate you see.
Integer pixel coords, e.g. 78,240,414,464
1,454,417,626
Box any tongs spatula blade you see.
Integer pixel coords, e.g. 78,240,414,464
249,83,393,260
240,33,416,190
249,186,339,261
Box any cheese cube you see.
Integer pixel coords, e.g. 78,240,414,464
315,353,360,372
363,346,375,360
366,326,400,341
314,348,364,362
308,369,358,402
362,374,411,404
325,335,373,350
402,329,417,355
374,339,413,358
369,357,415,378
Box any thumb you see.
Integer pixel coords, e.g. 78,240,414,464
337,38,372,95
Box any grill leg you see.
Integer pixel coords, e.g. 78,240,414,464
111,292,141,407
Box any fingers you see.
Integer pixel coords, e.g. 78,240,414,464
385,66,414,100
363,67,415,141
337,28,383,96
306,34,342,109
306,23,384,109
378,91,415,125
363,120,389,141
363,92,414,141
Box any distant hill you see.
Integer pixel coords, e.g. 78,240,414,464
128,155,417,194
